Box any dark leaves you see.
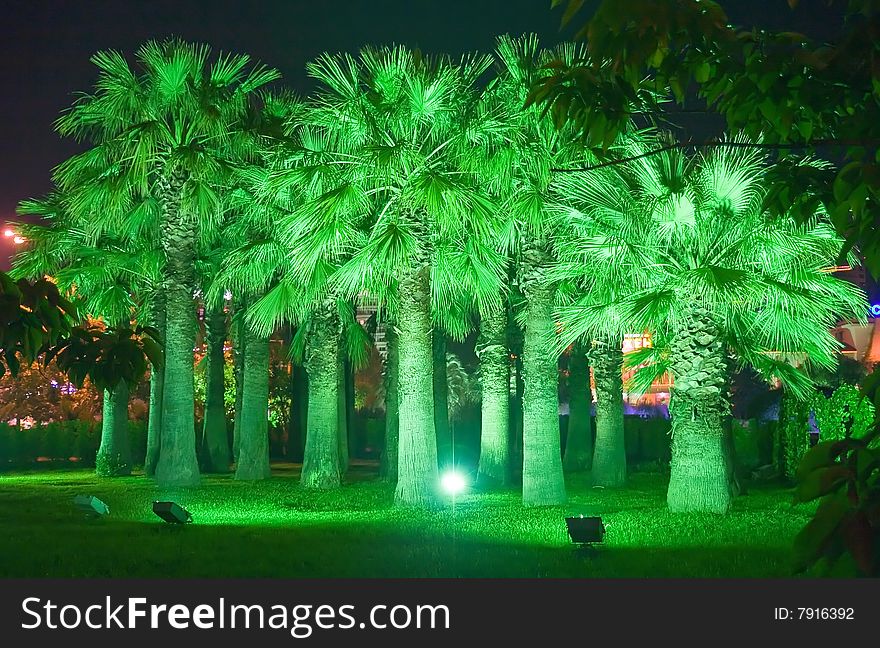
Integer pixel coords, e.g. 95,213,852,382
0,271,76,378
50,323,164,393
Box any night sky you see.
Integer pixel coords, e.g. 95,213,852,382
0,0,845,268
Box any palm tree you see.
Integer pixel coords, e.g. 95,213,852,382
476,304,511,486
588,337,626,485
214,97,374,488
53,40,279,487
552,137,867,513
477,35,593,505
380,320,400,482
209,215,284,482
562,342,593,473
13,195,160,477
287,46,504,506
144,291,165,476
199,301,230,473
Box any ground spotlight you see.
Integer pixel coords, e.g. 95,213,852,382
440,470,467,497
565,515,605,546
73,495,109,517
152,501,193,524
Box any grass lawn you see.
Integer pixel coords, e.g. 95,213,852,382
0,463,816,578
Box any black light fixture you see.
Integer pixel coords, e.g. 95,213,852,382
152,501,193,524
565,515,605,546
73,495,110,517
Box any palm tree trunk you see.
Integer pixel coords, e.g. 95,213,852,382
201,305,229,473
336,351,349,474
666,308,731,514
345,358,355,459
520,267,565,506
232,301,247,463
155,171,200,487
590,338,626,486
477,306,510,487
235,328,271,480
289,361,307,461
563,348,593,473
380,323,399,482
301,301,341,488
395,263,439,506
96,379,131,476
511,343,524,481
433,330,451,468
145,293,165,476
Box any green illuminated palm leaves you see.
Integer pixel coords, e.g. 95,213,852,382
13,194,161,477
213,96,375,489
552,137,867,513
53,40,279,487
476,35,596,505
283,46,505,506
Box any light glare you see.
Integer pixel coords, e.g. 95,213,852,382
441,470,466,496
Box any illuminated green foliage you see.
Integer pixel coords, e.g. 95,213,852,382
551,134,868,513
44,39,279,488
476,35,602,506
812,385,877,443
542,1,880,278
274,45,505,506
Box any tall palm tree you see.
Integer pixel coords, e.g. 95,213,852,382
476,35,593,505
288,46,504,506
215,96,374,488
588,337,626,485
552,137,867,513
562,342,593,473
13,195,160,477
210,215,284,482
377,321,398,483
53,40,279,487
476,303,511,486
199,301,230,472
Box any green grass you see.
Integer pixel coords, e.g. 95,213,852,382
0,463,816,578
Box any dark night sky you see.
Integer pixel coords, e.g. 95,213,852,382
0,0,845,268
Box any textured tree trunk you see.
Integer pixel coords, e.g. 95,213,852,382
477,306,510,487
235,328,271,480
520,246,565,506
289,361,307,461
590,338,626,486
96,379,131,477
301,301,342,488
231,301,247,464
155,171,200,487
511,344,524,481
380,323,399,482
395,263,439,506
201,305,229,473
345,358,355,459
433,330,451,468
336,351,349,474
563,348,593,473
145,293,165,476
722,418,742,496
666,308,731,514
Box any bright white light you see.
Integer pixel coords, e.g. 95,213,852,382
3,228,14,238
12,235,25,245
441,470,466,496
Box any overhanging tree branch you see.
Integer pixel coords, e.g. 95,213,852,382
552,138,880,173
